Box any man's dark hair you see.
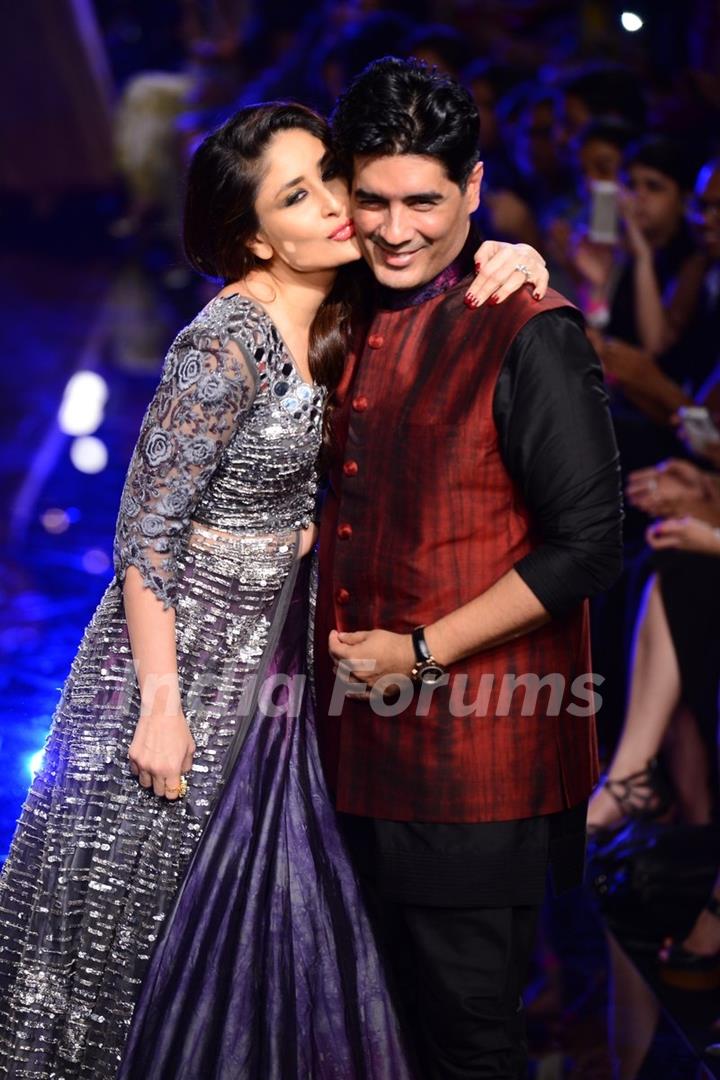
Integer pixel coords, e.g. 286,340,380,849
330,56,480,189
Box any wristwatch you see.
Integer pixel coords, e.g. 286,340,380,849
410,626,446,685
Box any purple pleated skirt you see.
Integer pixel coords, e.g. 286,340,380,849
118,563,412,1080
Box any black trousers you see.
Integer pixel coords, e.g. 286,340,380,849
372,894,539,1079
341,821,542,1079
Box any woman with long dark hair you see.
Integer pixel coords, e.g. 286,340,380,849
0,102,546,1078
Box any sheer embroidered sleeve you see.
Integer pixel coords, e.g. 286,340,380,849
113,321,257,609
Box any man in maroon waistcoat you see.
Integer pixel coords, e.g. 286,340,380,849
313,58,623,1079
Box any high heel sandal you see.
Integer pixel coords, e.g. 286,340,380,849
588,756,671,837
659,896,720,991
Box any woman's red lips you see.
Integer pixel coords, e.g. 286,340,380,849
329,221,355,241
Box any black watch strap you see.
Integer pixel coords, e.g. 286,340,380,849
411,625,432,663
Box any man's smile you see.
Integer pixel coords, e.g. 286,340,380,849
372,241,427,268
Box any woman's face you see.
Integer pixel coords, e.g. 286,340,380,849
252,128,361,274
626,164,685,241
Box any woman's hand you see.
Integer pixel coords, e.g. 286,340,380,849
128,711,195,799
465,240,549,307
626,459,712,517
646,515,720,555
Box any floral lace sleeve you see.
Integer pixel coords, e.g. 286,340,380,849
113,323,257,609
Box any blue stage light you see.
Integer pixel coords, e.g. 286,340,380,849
27,748,45,778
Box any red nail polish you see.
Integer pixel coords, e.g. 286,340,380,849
474,261,481,272
464,294,479,308
489,294,500,305
533,291,542,301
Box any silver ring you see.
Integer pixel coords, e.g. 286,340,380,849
515,263,531,280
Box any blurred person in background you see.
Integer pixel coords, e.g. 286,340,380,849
574,139,707,536
583,154,720,819
468,82,568,250
587,456,720,829
462,59,529,193
586,159,720,994
588,467,720,989
543,117,636,300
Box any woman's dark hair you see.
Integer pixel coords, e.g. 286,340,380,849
624,135,699,193
184,102,356,392
330,57,480,189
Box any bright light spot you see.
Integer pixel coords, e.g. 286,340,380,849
41,507,71,534
27,748,45,778
58,371,109,436
70,435,108,474
82,548,111,574
621,11,643,31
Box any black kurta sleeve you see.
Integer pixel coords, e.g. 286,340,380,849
492,308,623,618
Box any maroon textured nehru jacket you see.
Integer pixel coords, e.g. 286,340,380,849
314,272,609,823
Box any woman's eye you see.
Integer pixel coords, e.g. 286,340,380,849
285,189,307,207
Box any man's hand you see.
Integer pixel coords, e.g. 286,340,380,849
646,516,720,556
328,628,415,690
465,240,549,308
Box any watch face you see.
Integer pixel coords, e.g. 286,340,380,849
419,663,445,684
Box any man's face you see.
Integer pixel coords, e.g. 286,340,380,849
351,154,482,289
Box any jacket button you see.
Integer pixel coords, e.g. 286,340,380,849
343,459,359,476
352,395,368,412
337,523,353,540
367,334,384,349
335,587,350,605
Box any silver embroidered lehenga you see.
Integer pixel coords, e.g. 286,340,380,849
0,295,410,1079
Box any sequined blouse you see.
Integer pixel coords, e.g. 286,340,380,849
113,294,327,610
